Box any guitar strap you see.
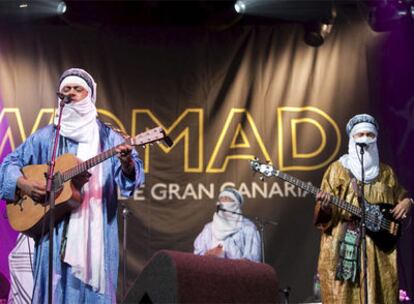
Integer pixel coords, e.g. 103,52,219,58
348,171,364,207
335,171,362,283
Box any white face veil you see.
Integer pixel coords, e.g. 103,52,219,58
339,114,380,183
54,68,98,143
212,188,244,244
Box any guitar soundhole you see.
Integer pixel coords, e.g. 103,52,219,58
17,197,27,211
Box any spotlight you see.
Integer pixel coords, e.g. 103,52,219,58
57,1,66,15
303,21,333,47
0,0,68,21
232,0,335,22
234,0,246,14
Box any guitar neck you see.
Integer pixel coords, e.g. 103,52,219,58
62,145,121,182
59,126,167,182
276,171,362,218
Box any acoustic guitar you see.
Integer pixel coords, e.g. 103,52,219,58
6,127,170,239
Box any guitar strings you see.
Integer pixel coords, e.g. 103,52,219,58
254,162,396,234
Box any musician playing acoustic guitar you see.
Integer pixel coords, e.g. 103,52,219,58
0,68,144,303
314,114,411,303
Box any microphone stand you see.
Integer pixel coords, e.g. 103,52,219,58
46,96,67,304
121,203,131,300
253,216,278,263
217,206,278,263
279,286,291,304
357,144,368,304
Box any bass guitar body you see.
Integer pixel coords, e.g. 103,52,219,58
364,203,401,252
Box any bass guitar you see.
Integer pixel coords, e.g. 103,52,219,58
250,158,400,252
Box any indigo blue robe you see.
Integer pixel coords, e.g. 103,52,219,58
0,120,144,303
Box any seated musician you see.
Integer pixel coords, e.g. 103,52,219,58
193,187,261,262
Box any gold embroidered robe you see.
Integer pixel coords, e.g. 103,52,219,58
314,161,408,304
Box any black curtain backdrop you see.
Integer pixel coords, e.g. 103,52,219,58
0,10,413,302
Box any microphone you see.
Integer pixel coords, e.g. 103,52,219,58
216,204,221,213
356,142,367,148
56,92,72,104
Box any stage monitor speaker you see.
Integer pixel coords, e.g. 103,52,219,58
123,250,278,303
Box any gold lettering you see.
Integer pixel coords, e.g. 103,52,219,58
131,109,203,173
277,106,340,171
206,108,271,173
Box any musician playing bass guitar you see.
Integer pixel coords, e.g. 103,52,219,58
0,68,144,303
314,114,411,304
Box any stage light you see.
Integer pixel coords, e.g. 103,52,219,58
303,21,333,47
57,1,67,15
234,0,246,14
0,0,67,21
232,0,334,22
